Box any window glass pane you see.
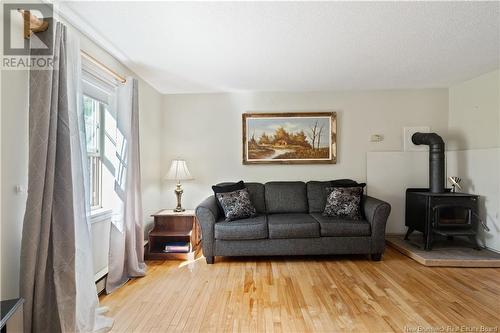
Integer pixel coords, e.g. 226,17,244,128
84,95,100,155
104,105,116,141
88,156,102,209
115,129,127,193
83,94,107,210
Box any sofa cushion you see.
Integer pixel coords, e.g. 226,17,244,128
311,213,371,237
215,215,268,240
307,179,361,213
217,182,266,214
268,213,320,239
265,181,308,214
244,182,266,214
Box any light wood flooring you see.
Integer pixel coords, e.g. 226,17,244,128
99,247,500,332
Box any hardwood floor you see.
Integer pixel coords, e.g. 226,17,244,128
99,247,500,332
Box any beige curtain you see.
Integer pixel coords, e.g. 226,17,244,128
20,21,113,333
20,23,77,333
106,77,147,293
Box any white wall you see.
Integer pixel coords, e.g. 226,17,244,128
1,69,29,299
161,90,449,209
448,70,499,150
447,149,500,250
448,70,500,251
0,16,163,299
367,152,428,234
136,77,163,235
1,1,28,298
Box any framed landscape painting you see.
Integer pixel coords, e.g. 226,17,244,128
242,112,337,164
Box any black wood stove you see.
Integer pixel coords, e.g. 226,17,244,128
404,133,480,250
405,189,479,250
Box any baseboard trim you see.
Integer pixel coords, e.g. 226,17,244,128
96,274,107,296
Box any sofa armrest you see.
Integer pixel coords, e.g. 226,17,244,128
363,195,391,254
195,196,220,259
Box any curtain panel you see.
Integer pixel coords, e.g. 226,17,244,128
21,22,77,333
20,22,113,333
106,78,147,293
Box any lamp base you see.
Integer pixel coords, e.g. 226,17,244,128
174,182,185,212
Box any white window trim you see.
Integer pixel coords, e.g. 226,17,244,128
82,74,115,105
90,207,113,224
82,55,120,94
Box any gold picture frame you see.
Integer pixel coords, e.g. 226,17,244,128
242,112,337,165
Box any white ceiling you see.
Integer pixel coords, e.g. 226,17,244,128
61,1,499,94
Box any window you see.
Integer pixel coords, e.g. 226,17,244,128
82,59,118,214
84,94,106,210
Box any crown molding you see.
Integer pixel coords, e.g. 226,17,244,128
39,0,129,70
42,0,163,94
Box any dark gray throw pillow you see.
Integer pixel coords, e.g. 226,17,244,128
323,186,364,220
216,188,257,221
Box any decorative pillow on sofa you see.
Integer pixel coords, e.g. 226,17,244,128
216,188,257,221
323,186,364,220
212,181,246,214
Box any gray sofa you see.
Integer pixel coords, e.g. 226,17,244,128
195,181,391,264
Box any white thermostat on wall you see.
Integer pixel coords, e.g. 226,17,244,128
403,126,430,152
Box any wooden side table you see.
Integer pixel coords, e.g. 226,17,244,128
146,209,200,260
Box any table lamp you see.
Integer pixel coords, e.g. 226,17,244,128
165,159,193,212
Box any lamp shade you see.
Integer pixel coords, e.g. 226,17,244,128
165,159,193,181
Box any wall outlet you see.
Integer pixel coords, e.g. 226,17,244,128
403,126,430,151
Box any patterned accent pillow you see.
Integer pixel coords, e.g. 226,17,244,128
323,186,364,220
216,188,257,221
212,181,246,215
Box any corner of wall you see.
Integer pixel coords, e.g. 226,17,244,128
447,69,500,252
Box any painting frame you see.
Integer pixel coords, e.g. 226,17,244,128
242,112,337,165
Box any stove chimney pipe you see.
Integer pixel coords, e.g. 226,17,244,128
411,132,445,193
